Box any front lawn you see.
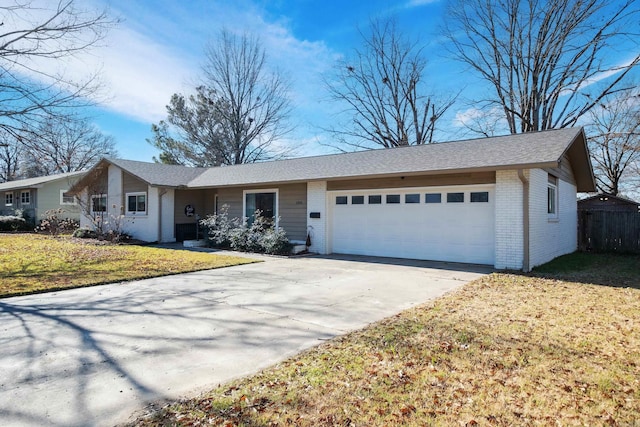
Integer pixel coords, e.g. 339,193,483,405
0,234,255,298
130,252,640,426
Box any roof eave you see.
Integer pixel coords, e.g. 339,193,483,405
182,162,561,189
560,128,597,192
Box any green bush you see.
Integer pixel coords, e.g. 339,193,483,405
0,215,28,232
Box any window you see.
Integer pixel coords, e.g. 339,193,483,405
20,191,30,205
405,194,420,204
548,175,558,217
425,193,441,204
126,192,147,215
368,195,382,204
470,191,489,203
245,190,277,225
336,196,348,205
447,192,464,203
60,190,76,205
5,192,13,206
91,195,107,213
386,194,400,204
352,195,364,205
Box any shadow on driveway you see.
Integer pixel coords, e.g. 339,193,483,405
0,254,489,426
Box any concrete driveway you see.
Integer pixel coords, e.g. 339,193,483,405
0,253,491,426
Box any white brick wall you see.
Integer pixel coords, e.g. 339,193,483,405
306,181,327,254
495,170,525,269
528,169,577,268
495,168,578,271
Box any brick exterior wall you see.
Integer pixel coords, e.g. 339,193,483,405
306,180,327,254
495,168,578,270
495,170,525,270
528,169,577,268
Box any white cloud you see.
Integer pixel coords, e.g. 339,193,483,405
453,107,485,128
90,27,197,123
404,0,440,8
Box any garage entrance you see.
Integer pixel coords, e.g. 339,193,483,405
329,185,495,265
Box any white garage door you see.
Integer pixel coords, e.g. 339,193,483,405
329,185,495,265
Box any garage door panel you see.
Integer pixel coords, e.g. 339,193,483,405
330,186,495,265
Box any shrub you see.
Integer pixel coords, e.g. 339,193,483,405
200,207,291,255
35,209,79,236
72,228,99,239
0,215,28,232
200,204,237,248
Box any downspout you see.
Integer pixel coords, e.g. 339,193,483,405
158,188,167,243
518,170,530,272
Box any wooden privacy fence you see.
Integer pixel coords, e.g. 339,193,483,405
579,210,640,253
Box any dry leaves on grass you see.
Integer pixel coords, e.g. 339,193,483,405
131,268,640,426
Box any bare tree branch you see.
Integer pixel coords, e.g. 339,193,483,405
324,18,455,150
444,0,640,134
18,114,117,177
587,88,640,196
0,0,117,135
150,29,293,166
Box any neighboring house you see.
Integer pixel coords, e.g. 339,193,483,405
578,193,639,212
70,127,595,271
0,171,85,224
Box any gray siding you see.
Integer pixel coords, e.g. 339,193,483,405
174,189,210,224
278,183,307,241
123,172,148,193
38,180,81,220
215,183,308,241
544,154,576,186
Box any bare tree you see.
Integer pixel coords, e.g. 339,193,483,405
152,30,293,166
0,130,20,182
444,0,640,134
324,18,454,149
588,88,640,196
0,0,116,137
20,115,117,176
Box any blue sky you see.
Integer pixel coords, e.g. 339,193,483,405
71,0,636,162
77,0,464,161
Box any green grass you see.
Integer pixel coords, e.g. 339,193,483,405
129,252,640,426
0,234,256,298
533,251,640,288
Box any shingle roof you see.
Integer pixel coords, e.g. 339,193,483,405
72,127,596,193
0,170,86,192
188,127,593,190
107,158,209,187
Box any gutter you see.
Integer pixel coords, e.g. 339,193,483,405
518,170,530,272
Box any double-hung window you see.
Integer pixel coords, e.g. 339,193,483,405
548,175,558,218
60,190,76,205
5,192,13,206
91,194,107,213
126,192,147,215
20,190,30,205
244,190,277,226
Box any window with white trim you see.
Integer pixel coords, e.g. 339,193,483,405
20,190,30,205
91,194,107,213
244,189,277,226
5,192,13,206
126,192,147,215
60,190,76,205
548,175,558,218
